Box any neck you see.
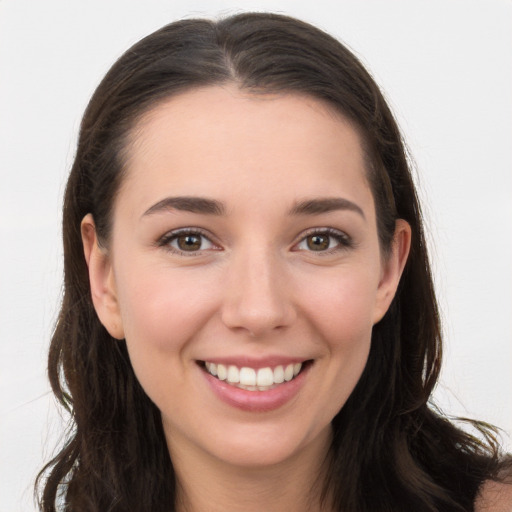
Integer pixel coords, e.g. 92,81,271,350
168,428,333,512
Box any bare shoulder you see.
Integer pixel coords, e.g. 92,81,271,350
475,480,512,512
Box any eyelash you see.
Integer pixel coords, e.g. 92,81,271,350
293,228,353,255
157,228,219,256
157,227,353,256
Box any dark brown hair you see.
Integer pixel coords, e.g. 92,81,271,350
37,12,507,512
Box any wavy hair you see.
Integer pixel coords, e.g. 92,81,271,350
37,12,506,511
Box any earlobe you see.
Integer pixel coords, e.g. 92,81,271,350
373,219,412,324
81,214,125,339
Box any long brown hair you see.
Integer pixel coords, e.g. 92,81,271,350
37,12,506,511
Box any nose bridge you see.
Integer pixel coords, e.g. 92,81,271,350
221,242,295,336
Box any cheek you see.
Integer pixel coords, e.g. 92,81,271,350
116,264,219,348
304,266,379,346
114,265,223,410
299,268,378,412
113,265,223,407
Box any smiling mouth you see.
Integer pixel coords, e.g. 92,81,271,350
200,361,311,391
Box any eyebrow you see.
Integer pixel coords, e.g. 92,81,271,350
142,195,364,219
142,196,225,217
289,197,365,219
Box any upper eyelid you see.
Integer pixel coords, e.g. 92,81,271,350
294,226,350,242
160,227,213,239
158,227,219,248
292,227,353,251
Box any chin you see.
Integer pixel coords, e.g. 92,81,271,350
202,421,333,471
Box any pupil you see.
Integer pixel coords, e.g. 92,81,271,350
308,235,329,251
178,234,201,251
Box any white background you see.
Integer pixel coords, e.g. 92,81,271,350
1,1,511,510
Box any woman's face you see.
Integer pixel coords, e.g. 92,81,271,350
84,86,408,471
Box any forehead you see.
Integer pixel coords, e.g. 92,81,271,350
118,86,372,215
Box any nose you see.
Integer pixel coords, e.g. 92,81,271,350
220,247,296,337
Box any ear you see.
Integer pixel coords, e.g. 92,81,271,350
373,219,411,324
81,214,125,339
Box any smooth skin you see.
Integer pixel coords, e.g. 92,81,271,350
82,86,411,511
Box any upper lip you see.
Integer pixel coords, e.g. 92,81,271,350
197,356,311,369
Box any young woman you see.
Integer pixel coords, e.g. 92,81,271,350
37,12,511,512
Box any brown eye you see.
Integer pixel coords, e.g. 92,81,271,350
176,234,202,251
306,234,330,251
295,229,352,253
162,230,216,253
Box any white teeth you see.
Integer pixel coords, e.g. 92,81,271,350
256,367,274,387
273,365,285,384
205,362,217,376
239,367,256,386
227,365,239,383
217,364,227,381
204,361,303,389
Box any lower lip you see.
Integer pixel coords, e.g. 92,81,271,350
202,364,310,412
